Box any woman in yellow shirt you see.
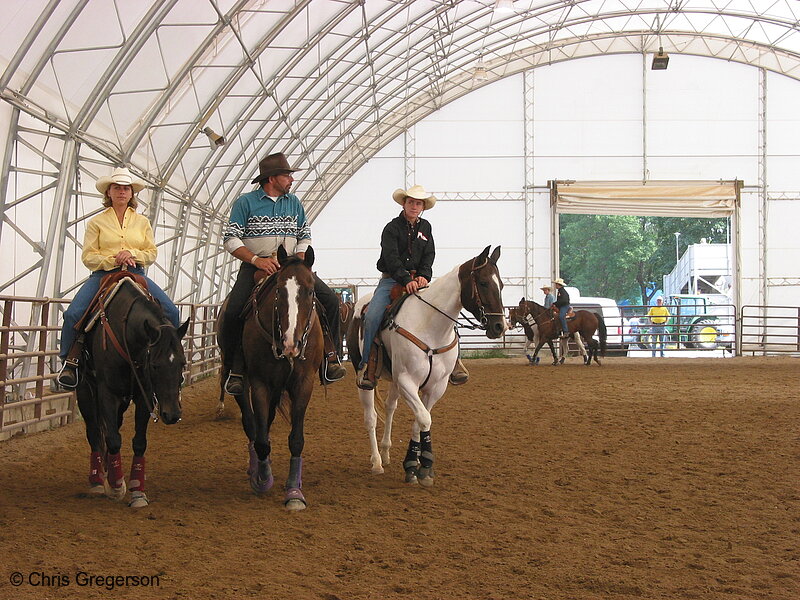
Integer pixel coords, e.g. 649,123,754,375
57,167,180,388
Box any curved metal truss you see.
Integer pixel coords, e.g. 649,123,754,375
1,0,799,306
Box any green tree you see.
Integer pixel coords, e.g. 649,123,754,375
559,214,728,304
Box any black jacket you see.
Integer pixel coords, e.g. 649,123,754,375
376,213,435,286
554,286,570,308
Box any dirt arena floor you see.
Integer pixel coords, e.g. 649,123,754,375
1,356,798,600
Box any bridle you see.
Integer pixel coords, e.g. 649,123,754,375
100,295,184,422
464,255,504,327
252,275,317,361
411,255,503,331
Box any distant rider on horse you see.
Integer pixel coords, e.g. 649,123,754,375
553,278,571,339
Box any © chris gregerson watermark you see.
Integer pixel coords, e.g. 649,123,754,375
9,571,161,590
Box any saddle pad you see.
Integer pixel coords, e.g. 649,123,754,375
83,277,149,333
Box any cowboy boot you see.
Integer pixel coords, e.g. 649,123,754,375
225,348,245,395
57,335,84,389
356,343,380,391
322,332,346,383
448,357,469,386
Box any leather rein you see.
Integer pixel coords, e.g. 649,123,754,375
98,294,178,422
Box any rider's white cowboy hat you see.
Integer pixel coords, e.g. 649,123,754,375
392,185,436,210
553,278,566,286
541,285,552,291
95,167,145,194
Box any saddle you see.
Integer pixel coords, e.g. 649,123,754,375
76,271,151,334
550,305,576,320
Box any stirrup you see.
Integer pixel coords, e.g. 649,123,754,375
57,361,79,390
323,354,346,382
356,365,376,391
225,372,244,395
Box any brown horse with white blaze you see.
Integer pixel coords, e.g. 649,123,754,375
218,245,323,510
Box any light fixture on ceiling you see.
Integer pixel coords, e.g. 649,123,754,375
473,59,488,82
651,46,669,70
494,0,514,13
202,126,226,148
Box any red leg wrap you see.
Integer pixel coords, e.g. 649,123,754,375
89,452,105,486
106,452,124,489
129,456,146,492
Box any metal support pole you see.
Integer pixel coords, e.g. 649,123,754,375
523,70,536,298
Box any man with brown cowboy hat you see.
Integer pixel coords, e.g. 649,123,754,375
355,184,469,390
220,152,346,394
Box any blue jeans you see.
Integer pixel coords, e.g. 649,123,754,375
650,324,667,357
558,305,570,335
60,267,181,360
358,277,396,370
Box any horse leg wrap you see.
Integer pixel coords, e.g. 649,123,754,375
419,431,434,469
250,457,273,494
284,457,306,508
106,452,125,489
286,456,303,490
403,439,421,471
247,441,258,477
89,451,105,486
129,456,146,492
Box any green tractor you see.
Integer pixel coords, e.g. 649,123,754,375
664,294,734,350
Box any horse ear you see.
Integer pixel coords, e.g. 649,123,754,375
490,246,501,264
304,246,315,268
177,318,190,340
479,245,490,261
277,245,288,265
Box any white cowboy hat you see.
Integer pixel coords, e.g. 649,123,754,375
540,285,552,291
95,167,145,194
392,184,436,210
553,278,566,286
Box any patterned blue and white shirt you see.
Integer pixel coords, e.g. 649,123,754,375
223,188,312,258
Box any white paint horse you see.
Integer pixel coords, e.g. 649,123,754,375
347,246,507,487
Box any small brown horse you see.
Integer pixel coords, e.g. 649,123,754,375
507,305,557,365
218,246,323,510
517,298,607,366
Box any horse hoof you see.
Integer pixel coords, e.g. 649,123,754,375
106,480,127,501
417,466,434,487
404,468,419,484
284,488,307,511
88,483,105,496
559,357,565,365
371,465,385,475
285,499,307,511
128,491,149,508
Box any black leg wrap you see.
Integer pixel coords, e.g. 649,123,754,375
419,430,433,469
403,439,421,470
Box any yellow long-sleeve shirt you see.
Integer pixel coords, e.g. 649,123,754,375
81,207,157,272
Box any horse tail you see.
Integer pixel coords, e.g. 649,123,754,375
597,314,607,357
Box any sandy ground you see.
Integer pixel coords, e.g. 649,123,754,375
1,356,798,600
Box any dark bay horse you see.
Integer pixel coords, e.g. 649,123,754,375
518,298,607,366
76,276,189,507
218,246,323,510
347,246,507,486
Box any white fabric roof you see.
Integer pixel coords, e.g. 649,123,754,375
1,0,799,303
